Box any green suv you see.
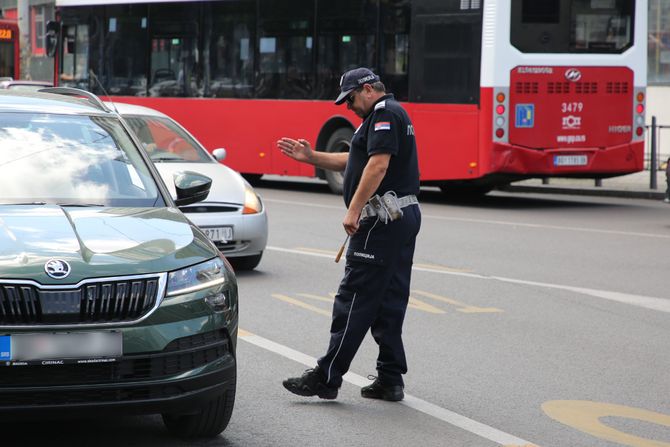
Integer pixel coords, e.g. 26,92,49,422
0,88,238,438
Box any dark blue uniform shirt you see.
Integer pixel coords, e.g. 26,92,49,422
342,94,420,207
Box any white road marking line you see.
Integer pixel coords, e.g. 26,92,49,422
263,198,669,239
266,246,670,314
240,330,533,446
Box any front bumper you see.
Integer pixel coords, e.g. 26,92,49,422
0,328,236,416
183,206,268,258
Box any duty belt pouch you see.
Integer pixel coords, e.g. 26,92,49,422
368,193,403,222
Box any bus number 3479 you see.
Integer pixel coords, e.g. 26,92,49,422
561,102,584,113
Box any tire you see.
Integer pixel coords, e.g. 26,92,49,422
229,252,262,270
162,388,236,439
324,128,353,194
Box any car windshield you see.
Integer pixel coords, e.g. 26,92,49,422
0,112,161,206
122,115,212,163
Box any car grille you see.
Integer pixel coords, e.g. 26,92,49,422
0,276,161,326
0,330,230,388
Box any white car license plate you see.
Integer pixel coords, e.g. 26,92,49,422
0,332,122,362
203,226,233,242
554,155,588,166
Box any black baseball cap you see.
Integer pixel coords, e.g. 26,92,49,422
334,67,380,105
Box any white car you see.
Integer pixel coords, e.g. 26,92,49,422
111,102,268,270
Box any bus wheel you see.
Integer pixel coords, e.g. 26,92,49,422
324,128,353,194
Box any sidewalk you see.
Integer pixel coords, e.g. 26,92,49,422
498,170,668,200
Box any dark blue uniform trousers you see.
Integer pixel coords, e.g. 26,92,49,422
317,204,421,388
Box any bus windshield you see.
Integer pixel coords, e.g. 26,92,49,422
511,0,635,54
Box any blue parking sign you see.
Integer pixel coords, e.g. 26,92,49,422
515,104,535,128
0,336,10,361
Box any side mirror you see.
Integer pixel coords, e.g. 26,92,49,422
45,21,61,58
173,171,212,206
212,148,226,161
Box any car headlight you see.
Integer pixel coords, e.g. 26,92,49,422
166,257,226,297
242,186,262,214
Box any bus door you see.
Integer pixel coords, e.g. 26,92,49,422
408,2,482,181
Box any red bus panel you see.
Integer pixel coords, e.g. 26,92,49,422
509,66,633,149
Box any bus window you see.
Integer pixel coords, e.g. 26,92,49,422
61,24,89,88
409,2,482,104
315,0,376,100
148,4,199,97
380,0,410,102
511,0,635,53
105,5,148,96
205,1,255,99
257,0,315,99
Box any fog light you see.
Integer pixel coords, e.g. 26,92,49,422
205,292,228,312
636,127,644,136
495,128,505,138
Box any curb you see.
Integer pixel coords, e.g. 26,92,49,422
497,184,666,200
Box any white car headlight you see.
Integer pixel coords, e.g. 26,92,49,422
166,257,226,297
242,186,262,214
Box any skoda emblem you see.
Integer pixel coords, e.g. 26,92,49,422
565,68,581,82
44,259,71,279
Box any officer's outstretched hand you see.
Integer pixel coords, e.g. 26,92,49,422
277,137,313,164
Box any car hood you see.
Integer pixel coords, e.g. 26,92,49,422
154,162,247,205
0,206,217,284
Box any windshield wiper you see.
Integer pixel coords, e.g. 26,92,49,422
57,203,106,207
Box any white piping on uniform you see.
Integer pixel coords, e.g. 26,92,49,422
327,292,357,384
364,217,379,250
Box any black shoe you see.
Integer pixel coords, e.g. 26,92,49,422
361,376,404,402
283,367,338,400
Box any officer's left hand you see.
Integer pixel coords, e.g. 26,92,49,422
343,208,360,235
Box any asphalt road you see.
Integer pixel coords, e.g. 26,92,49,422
4,181,670,447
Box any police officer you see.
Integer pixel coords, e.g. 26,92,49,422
277,67,421,401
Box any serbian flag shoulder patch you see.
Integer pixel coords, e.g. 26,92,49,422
374,121,391,131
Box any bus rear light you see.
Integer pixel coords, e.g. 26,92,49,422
636,104,644,114
636,92,644,102
496,93,505,103
495,128,505,138
495,116,505,126
636,127,644,137
496,105,505,115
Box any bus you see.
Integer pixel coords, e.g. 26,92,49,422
52,0,647,195
0,18,19,80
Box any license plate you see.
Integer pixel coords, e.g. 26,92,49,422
0,332,122,363
203,226,233,242
554,155,588,166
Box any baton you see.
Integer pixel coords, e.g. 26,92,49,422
335,234,350,263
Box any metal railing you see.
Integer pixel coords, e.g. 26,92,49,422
645,116,670,189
